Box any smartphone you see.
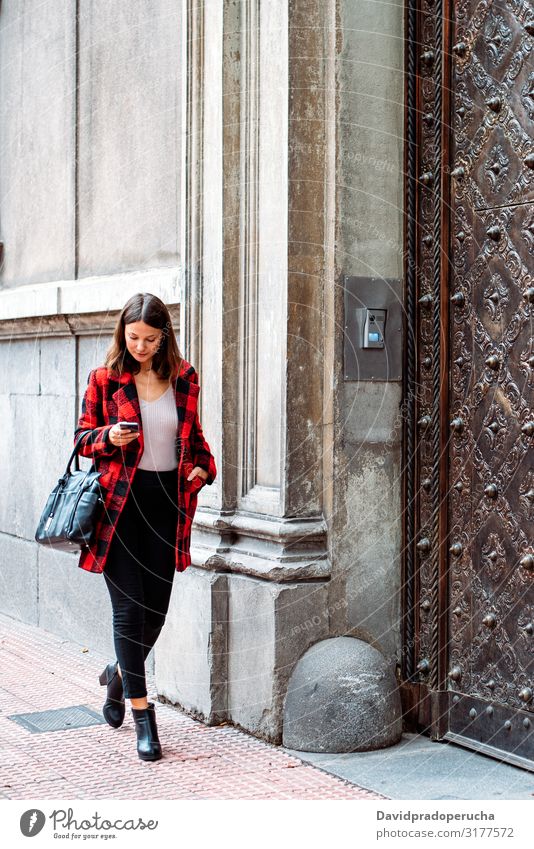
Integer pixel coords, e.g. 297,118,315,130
118,421,139,432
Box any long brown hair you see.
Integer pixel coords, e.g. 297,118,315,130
105,293,184,380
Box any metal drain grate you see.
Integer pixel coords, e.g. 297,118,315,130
8,705,105,733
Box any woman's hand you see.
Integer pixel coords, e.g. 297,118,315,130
108,424,140,447
187,465,208,482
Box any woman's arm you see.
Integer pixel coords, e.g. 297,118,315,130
74,368,118,460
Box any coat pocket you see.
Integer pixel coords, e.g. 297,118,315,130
181,460,206,492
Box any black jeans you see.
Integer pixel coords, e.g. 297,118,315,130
102,467,179,699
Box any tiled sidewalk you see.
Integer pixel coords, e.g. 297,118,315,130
0,614,385,801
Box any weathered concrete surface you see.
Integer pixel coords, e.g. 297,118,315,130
77,334,114,396
0,0,76,287
282,636,402,752
0,391,72,540
0,535,38,625
38,546,155,673
0,270,182,324
77,0,181,276
227,573,330,742
38,545,113,652
342,437,403,662
155,567,228,724
0,338,41,395
328,0,405,673
337,0,405,279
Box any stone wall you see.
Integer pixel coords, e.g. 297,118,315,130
0,1,184,670
0,0,181,288
0,0,406,749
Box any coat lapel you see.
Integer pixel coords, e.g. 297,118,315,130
111,378,142,426
110,363,200,449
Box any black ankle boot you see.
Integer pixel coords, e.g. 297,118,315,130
98,661,125,729
131,702,162,761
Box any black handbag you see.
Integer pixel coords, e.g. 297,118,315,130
34,430,107,553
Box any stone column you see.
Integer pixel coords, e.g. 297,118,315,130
157,0,332,742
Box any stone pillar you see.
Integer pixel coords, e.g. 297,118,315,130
156,0,333,742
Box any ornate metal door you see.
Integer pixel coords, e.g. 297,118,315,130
403,0,534,770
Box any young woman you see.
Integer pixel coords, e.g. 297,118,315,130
74,292,217,761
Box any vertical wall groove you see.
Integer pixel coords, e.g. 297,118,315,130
239,0,260,498
183,0,204,364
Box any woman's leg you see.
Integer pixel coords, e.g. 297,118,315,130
103,469,178,709
102,493,150,706
135,473,179,656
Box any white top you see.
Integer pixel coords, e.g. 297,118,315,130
137,384,178,471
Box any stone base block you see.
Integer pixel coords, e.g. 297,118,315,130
227,573,330,743
154,567,228,724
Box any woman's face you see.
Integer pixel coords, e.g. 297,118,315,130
124,321,163,366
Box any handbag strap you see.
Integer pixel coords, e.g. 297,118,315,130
63,430,95,479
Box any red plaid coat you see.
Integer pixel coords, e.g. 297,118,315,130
74,358,217,574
